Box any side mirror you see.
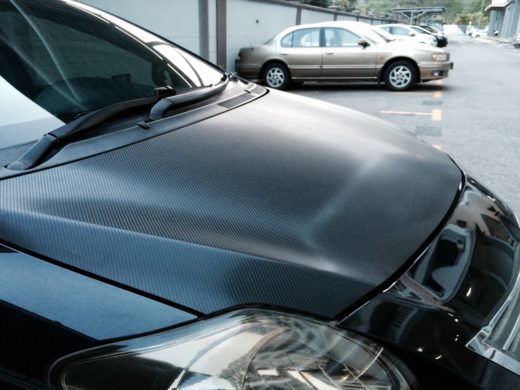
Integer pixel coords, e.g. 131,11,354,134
358,39,370,48
409,32,416,37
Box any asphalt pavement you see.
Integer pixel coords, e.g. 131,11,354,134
290,36,520,215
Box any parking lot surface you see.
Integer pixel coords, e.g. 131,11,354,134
290,36,520,215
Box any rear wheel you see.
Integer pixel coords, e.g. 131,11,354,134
384,61,417,91
263,62,290,90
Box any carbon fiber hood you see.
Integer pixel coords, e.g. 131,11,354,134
0,90,461,318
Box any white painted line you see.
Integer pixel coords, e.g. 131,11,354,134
380,111,432,116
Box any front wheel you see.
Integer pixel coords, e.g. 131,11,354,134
384,61,417,91
263,63,290,90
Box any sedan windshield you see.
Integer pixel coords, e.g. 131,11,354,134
0,0,223,148
348,23,387,45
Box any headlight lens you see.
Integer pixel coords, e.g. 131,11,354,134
432,53,448,61
50,310,412,389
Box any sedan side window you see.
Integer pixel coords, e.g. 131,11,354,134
281,32,293,48
391,26,410,36
292,28,320,48
324,28,360,47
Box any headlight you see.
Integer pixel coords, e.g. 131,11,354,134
49,310,413,389
432,53,448,61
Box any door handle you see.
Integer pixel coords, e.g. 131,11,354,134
324,52,334,55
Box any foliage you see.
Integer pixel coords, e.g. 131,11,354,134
301,0,332,7
299,0,492,24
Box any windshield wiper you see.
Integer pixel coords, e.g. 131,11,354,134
148,74,230,121
8,75,230,171
7,87,177,171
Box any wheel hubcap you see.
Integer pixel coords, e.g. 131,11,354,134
266,68,285,88
389,66,412,88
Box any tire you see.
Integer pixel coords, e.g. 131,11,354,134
384,60,417,91
263,62,290,90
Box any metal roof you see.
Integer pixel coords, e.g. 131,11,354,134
391,7,446,24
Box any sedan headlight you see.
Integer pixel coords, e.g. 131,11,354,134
432,53,448,61
50,310,413,389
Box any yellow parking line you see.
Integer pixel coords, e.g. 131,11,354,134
432,144,443,150
380,111,432,116
433,90,442,98
432,109,442,121
435,80,443,86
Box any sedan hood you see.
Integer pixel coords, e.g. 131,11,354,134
0,90,461,318
385,40,444,53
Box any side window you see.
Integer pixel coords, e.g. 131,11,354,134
292,28,320,48
281,32,293,48
392,26,410,36
324,28,360,47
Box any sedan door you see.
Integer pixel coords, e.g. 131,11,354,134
279,27,322,79
320,27,378,79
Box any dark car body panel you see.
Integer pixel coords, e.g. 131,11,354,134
0,246,196,388
0,91,461,319
341,178,520,388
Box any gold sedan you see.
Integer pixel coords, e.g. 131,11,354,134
236,21,453,91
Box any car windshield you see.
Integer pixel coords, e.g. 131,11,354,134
370,26,395,42
420,25,437,34
349,24,387,45
412,26,429,35
0,0,223,149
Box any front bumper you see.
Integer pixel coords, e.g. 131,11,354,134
420,61,453,81
341,176,520,389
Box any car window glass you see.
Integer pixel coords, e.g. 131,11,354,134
0,76,64,147
71,1,223,89
281,32,293,48
0,6,184,120
0,0,223,148
392,26,410,36
292,28,320,48
324,28,360,47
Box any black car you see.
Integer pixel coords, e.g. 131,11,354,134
418,25,449,48
1,1,519,389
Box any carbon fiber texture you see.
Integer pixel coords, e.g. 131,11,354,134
0,91,461,318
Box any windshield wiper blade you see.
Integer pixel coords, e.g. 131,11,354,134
7,74,230,171
148,74,230,121
7,87,176,171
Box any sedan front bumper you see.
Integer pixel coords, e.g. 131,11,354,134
420,61,453,81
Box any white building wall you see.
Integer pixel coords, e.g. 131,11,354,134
226,0,297,70
208,1,217,63
300,9,334,24
336,14,359,22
